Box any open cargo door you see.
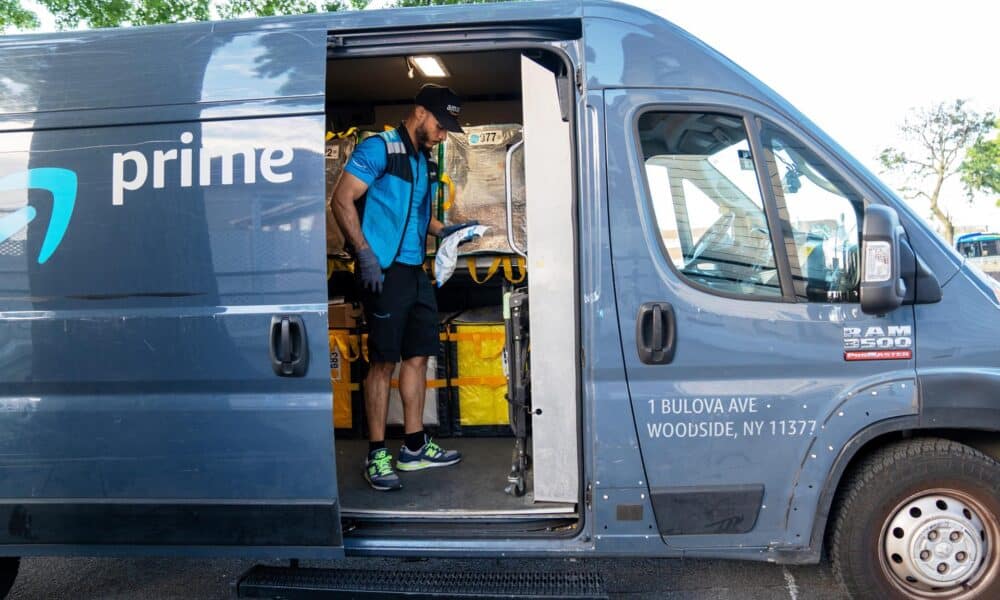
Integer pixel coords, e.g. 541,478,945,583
522,55,579,504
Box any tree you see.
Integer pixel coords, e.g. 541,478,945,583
36,0,211,29
879,100,996,244
393,0,511,5
0,0,40,29
961,121,1000,206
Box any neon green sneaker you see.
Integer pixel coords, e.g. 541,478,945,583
364,448,402,491
396,437,462,471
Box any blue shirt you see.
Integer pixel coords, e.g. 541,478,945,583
345,133,431,266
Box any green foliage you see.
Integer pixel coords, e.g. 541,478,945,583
0,0,40,30
879,99,996,243
392,0,511,6
36,0,210,28
216,0,323,19
961,121,1000,204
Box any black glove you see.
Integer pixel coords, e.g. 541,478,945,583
356,246,383,294
439,220,480,238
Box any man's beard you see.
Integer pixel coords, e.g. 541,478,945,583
415,122,432,149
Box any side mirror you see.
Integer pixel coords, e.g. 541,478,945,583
860,205,907,315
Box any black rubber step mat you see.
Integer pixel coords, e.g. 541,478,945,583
235,565,607,599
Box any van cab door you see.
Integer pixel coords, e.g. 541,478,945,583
604,89,918,551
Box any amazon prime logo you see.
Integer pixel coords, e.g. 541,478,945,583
0,168,77,264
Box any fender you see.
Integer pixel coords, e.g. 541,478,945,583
793,369,1000,563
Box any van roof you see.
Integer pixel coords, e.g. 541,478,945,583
0,0,758,112
0,3,883,197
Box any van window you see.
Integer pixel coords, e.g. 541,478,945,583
761,124,863,302
638,111,781,299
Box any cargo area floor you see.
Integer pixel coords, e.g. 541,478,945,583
336,438,576,518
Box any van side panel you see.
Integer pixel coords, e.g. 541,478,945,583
0,24,338,551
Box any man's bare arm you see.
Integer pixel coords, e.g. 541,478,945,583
428,217,444,238
331,171,371,251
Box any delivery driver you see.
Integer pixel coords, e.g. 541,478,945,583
332,84,476,491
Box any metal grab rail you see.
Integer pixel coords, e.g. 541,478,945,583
505,139,527,258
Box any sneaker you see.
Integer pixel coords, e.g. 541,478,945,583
396,437,462,471
364,448,402,491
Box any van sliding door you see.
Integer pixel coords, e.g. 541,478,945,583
522,55,579,504
0,23,342,556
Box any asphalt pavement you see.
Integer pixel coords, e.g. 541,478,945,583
8,555,846,599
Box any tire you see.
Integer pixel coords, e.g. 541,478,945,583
829,438,1000,599
0,557,18,599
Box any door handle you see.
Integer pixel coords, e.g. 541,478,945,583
636,302,676,365
270,315,309,377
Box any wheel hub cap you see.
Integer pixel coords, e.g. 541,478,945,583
884,494,987,590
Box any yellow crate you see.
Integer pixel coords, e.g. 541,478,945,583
453,324,508,426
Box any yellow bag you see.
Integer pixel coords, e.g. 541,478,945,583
328,329,357,429
453,324,508,426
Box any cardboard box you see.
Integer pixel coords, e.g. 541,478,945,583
328,302,362,329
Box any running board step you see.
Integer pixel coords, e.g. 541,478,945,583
234,565,608,599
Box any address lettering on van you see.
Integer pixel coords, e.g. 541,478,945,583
644,397,818,441
843,325,912,361
111,132,294,206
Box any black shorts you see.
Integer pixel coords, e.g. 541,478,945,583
360,262,439,364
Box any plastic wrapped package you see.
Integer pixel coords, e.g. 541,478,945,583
443,125,526,255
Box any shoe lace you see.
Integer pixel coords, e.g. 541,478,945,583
371,450,393,476
424,439,443,458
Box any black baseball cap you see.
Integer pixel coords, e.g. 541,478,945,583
415,84,463,133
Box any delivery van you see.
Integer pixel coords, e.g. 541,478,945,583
0,1,998,598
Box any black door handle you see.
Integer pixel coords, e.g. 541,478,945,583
636,302,676,365
270,315,309,377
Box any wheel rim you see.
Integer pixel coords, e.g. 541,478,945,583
880,488,999,598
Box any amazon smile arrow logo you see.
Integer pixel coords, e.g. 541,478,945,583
0,168,77,264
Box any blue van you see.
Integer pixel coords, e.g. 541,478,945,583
0,1,998,598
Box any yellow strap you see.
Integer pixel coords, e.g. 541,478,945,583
391,378,451,389
502,257,527,284
452,376,508,387
344,378,506,392
440,174,457,211
327,128,358,141
446,331,506,343
467,257,501,284
333,334,362,363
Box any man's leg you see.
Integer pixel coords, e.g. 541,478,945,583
362,360,402,491
398,355,428,439
365,360,396,445
395,265,461,471
359,263,407,491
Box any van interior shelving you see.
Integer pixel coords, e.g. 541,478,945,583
324,47,579,527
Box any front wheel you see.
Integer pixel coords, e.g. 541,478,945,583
829,438,1000,599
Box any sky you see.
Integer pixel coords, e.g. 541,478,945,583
620,0,1000,232
16,0,1000,231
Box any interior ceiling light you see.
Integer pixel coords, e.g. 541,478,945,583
410,55,449,78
